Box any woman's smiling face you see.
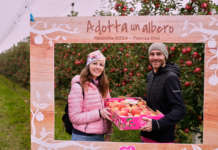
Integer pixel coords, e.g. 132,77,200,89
89,60,105,79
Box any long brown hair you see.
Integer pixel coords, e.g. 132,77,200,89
80,66,109,98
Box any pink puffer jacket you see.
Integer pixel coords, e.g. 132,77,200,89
68,75,112,134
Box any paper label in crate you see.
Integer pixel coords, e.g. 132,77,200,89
123,98,138,104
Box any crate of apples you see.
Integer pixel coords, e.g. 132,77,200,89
104,97,164,130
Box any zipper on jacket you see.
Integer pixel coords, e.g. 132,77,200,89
81,87,88,133
84,82,104,133
97,85,106,133
148,74,155,109
84,123,88,133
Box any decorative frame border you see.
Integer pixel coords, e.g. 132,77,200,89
30,16,218,150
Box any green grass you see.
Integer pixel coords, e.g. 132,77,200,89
0,75,30,150
55,99,141,142
55,99,72,140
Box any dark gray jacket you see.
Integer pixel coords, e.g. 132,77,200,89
141,63,186,142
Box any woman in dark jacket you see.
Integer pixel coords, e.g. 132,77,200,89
140,43,186,143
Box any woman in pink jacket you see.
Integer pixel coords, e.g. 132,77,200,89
68,50,112,141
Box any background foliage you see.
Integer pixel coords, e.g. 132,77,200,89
0,39,30,88
54,42,204,143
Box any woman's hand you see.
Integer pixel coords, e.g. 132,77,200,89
140,117,152,132
100,108,112,121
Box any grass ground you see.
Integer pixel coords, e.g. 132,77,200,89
0,75,30,150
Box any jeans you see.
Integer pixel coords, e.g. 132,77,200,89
72,132,104,141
